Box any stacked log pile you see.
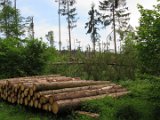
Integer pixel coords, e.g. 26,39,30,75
0,75,129,114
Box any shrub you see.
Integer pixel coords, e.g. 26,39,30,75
115,105,141,120
152,105,160,120
23,39,48,76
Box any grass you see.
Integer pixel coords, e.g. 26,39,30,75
0,75,160,120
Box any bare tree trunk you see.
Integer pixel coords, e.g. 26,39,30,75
3,0,9,38
14,0,18,38
113,4,117,54
67,0,72,57
31,17,34,39
93,40,96,53
58,0,62,51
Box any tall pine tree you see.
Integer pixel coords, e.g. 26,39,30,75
60,0,78,54
85,3,101,52
99,0,129,54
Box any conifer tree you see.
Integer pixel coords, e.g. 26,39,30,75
60,0,78,54
85,3,101,52
99,0,129,53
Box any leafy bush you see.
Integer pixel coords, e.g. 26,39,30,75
115,105,141,120
0,38,49,79
137,4,160,76
23,39,48,76
152,105,160,120
147,80,160,103
0,38,25,78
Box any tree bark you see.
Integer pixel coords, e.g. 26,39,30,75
35,84,112,98
52,90,128,114
33,81,110,92
51,85,124,102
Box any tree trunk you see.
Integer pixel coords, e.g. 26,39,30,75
76,111,99,119
67,0,72,58
113,4,117,54
51,85,123,101
33,81,110,92
52,90,128,114
35,84,112,98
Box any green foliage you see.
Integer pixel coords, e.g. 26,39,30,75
115,105,141,120
146,77,160,103
47,50,136,81
60,0,78,51
152,105,160,120
0,38,25,78
0,99,76,120
0,38,51,79
82,52,136,81
0,0,25,38
85,3,100,52
60,0,78,29
137,4,160,76
23,39,48,76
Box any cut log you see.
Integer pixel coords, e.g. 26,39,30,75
52,90,129,114
52,95,105,114
29,100,34,107
0,75,129,114
108,91,130,98
39,95,50,104
24,88,29,97
33,81,110,92
24,98,28,106
76,111,99,119
42,103,50,111
35,84,113,98
34,100,39,108
50,85,124,103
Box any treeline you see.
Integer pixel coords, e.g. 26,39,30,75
0,0,159,80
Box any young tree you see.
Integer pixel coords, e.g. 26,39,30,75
99,0,129,54
85,3,100,53
23,39,47,76
116,6,130,52
60,0,78,54
25,16,34,39
137,4,160,76
46,31,54,48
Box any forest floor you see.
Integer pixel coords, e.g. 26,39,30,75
0,75,159,120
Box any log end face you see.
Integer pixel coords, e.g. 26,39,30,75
52,102,59,114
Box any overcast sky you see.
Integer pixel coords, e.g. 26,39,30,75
16,0,157,50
